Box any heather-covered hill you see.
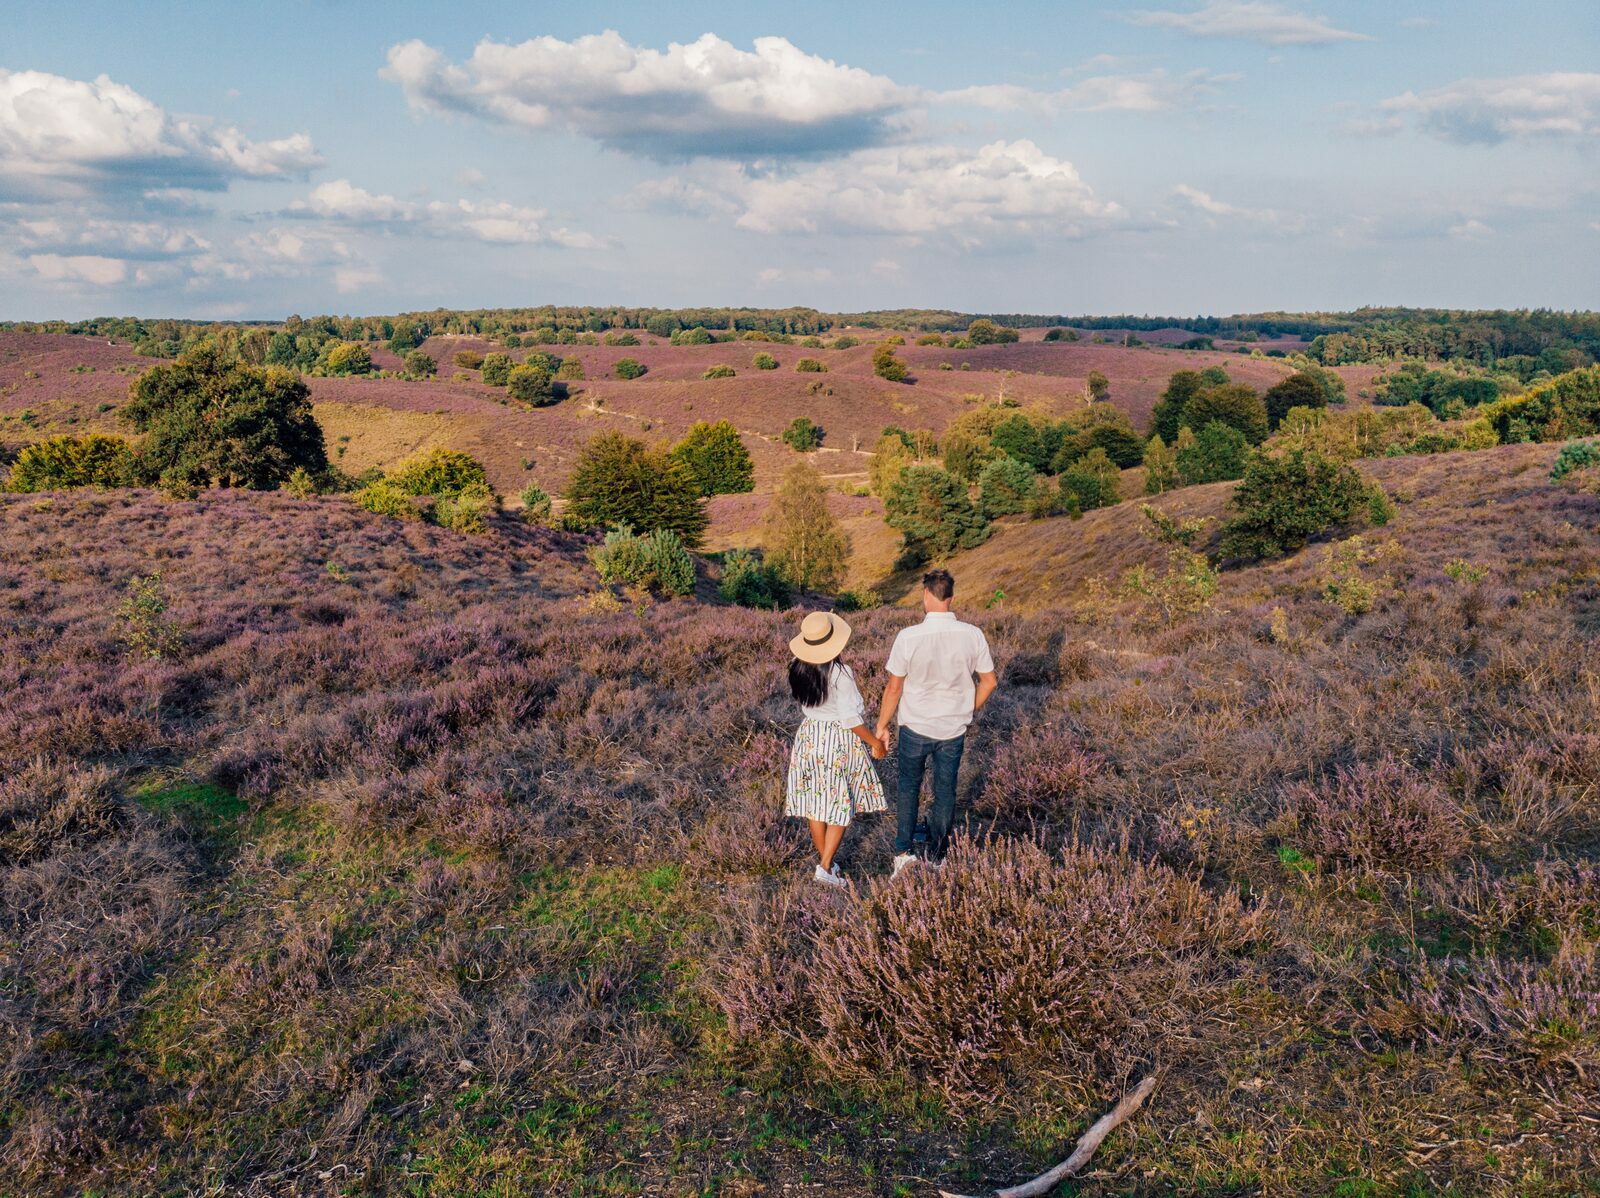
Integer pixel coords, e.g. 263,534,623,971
4,446,1598,1194
904,440,1576,611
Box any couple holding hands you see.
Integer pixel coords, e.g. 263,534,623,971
783,568,998,888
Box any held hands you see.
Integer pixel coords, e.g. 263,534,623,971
870,735,888,761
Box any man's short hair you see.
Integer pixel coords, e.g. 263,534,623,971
922,569,955,601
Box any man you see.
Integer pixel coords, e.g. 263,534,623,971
875,569,998,876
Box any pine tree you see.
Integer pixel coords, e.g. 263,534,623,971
566,431,709,547
670,420,755,496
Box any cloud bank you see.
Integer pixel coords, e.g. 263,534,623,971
1128,1,1370,46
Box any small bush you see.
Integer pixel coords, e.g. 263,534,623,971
284,467,317,499
593,525,696,596
403,350,436,378
118,573,183,659
614,358,646,380
353,480,427,521
794,358,827,373
452,350,485,370
434,481,497,535
781,417,823,452
323,342,372,376
752,352,778,370
389,448,493,500
480,352,513,386
1287,758,1467,871
507,363,556,406
6,434,133,492
555,358,585,381
831,336,857,350
873,343,909,383
603,331,639,347
1221,450,1389,560
718,548,792,609
1551,439,1600,483
518,482,552,524
702,364,736,379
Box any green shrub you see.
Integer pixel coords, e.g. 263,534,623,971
873,343,909,383
782,417,823,452
977,455,1038,518
6,433,133,491
593,525,696,596
284,467,317,499
672,326,713,345
507,363,556,406
555,358,586,381
1263,373,1325,430
519,482,553,524
795,358,827,373
324,342,373,376
1182,383,1268,444
353,480,426,521
702,364,736,379
671,420,755,496
118,572,183,659
1059,447,1120,512
831,336,858,350
718,548,792,609
1086,370,1110,401
614,357,647,380
753,352,778,370
452,350,485,370
1142,435,1179,495
434,481,497,535
1220,449,1390,560
389,447,493,500
967,319,1018,345
1551,439,1600,482
403,350,436,378
604,331,639,347
885,465,989,559
481,352,513,386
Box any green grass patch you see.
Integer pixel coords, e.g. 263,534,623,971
134,778,246,833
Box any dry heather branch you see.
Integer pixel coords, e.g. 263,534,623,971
939,1075,1158,1198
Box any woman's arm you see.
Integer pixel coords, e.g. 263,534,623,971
850,723,887,759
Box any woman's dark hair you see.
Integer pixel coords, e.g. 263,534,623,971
789,657,832,707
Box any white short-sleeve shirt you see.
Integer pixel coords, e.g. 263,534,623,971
800,662,868,728
885,612,995,740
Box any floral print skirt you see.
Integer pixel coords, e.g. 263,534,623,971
784,718,887,826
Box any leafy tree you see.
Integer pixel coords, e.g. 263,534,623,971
885,465,989,559
555,358,586,381
670,420,755,496
1087,370,1110,401
763,461,852,592
481,352,513,386
324,342,373,376
1221,449,1391,559
404,350,436,378
782,417,823,452
991,414,1047,470
1042,327,1078,342
718,548,792,609
869,431,915,497
1142,434,1179,495
1177,420,1250,485
6,434,133,492
122,343,327,490
1151,370,1204,442
565,431,708,547
1182,383,1269,444
966,319,1019,345
1263,373,1326,430
614,358,647,380
753,352,778,370
978,455,1038,518
873,343,909,382
645,313,680,339
1059,447,1120,512
795,358,827,373
388,321,421,352
507,363,556,406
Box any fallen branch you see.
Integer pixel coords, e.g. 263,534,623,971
939,1075,1158,1198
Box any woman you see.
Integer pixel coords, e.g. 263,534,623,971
785,610,887,888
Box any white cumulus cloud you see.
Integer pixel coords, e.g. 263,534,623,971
1377,72,1600,144
1128,1,1370,45
288,178,603,248
0,68,321,200
943,69,1240,114
380,30,918,159
644,140,1121,245
27,253,128,286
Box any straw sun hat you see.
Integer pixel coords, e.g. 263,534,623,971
789,610,852,664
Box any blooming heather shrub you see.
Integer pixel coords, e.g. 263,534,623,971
715,880,843,1050
1287,758,1467,871
790,835,1262,1116
975,732,1105,818
1402,942,1600,1081
0,759,122,864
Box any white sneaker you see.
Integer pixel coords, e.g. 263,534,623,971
814,864,847,889
892,853,919,879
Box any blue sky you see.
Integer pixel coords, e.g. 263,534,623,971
1,0,1595,319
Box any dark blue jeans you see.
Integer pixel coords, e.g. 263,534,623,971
895,727,966,859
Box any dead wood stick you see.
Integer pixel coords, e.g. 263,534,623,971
939,1075,1158,1198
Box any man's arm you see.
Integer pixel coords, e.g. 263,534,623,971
876,674,904,742
974,670,998,713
